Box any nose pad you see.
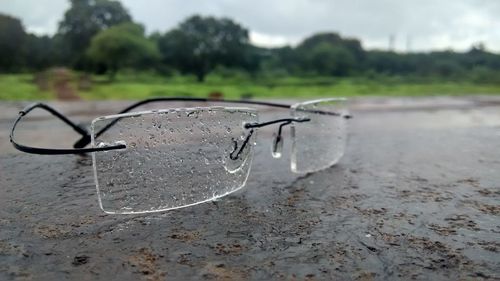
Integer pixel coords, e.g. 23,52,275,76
271,133,283,158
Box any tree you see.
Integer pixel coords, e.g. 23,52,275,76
295,33,365,76
305,43,356,76
0,14,26,72
262,46,301,76
86,23,160,79
366,51,408,75
58,0,132,68
23,34,60,71
295,32,365,76
298,33,364,61
158,15,251,82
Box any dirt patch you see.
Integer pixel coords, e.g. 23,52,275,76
427,224,457,236
406,235,469,270
202,263,248,281
477,188,500,197
456,178,481,188
286,187,306,206
169,230,201,243
212,243,247,255
444,214,480,231
72,255,90,266
477,241,499,252
127,248,165,281
0,241,28,257
462,200,500,216
356,271,376,281
34,224,71,239
355,207,388,216
51,68,80,100
398,187,453,202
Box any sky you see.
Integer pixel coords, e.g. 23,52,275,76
0,0,499,52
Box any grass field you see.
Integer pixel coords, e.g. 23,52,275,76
1,73,500,100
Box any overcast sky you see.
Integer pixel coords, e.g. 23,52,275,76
1,0,499,52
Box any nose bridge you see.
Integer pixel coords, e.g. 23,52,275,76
242,117,311,159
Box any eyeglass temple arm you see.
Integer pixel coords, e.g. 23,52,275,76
10,103,126,155
83,97,351,149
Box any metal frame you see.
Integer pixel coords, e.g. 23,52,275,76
10,103,126,155
10,97,350,155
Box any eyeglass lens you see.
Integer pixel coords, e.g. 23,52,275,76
91,107,257,214
291,99,348,173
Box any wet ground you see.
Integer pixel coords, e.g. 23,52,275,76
0,97,499,280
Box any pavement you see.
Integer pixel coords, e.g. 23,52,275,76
0,96,499,280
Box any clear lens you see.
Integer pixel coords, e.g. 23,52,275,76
291,98,348,173
91,107,257,214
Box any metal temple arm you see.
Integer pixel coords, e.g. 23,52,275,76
9,98,350,155
10,103,126,155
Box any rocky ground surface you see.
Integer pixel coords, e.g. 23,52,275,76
0,96,499,280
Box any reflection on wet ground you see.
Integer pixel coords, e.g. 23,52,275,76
0,97,499,280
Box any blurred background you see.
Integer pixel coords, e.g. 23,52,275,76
0,0,499,100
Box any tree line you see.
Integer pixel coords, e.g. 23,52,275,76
1,0,499,82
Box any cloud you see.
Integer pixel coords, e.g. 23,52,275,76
0,0,498,51
250,31,301,47
0,0,68,35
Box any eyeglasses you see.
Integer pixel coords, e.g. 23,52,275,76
10,97,351,214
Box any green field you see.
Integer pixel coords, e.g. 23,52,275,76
1,73,500,100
